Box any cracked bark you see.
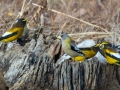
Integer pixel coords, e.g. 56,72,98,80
0,32,120,90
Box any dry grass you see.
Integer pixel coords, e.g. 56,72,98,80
47,0,120,44
0,0,120,44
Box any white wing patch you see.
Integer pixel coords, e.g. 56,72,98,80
95,51,107,63
2,32,12,37
111,53,120,58
77,39,95,48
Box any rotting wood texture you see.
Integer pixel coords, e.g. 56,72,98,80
0,33,119,90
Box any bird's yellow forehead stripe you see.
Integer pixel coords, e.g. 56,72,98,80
102,42,109,45
22,19,26,21
94,44,100,47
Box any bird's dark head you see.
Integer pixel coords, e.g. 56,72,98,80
14,18,27,27
95,41,112,50
101,41,112,48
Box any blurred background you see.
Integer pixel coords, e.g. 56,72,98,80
0,0,120,44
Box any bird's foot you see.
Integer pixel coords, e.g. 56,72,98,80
68,58,75,65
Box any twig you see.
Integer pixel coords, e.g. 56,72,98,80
69,32,113,36
92,35,110,38
61,20,67,30
32,3,110,34
10,0,26,28
20,0,26,17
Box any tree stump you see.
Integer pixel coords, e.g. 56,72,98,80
0,32,119,90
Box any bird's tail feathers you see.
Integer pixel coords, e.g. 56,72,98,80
0,31,18,41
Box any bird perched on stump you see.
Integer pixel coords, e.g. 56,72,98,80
57,32,99,62
98,41,120,66
0,18,27,42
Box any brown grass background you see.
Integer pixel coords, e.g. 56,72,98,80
0,0,120,44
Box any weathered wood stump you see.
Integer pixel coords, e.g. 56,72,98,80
0,33,120,90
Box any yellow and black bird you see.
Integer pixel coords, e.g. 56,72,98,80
74,45,99,61
99,41,120,66
57,32,99,62
0,18,27,42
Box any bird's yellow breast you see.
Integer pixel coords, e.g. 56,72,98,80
72,56,86,62
63,45,80,57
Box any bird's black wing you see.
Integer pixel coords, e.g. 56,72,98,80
70,43,85,56
0,31,18,41
80,48,91,51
